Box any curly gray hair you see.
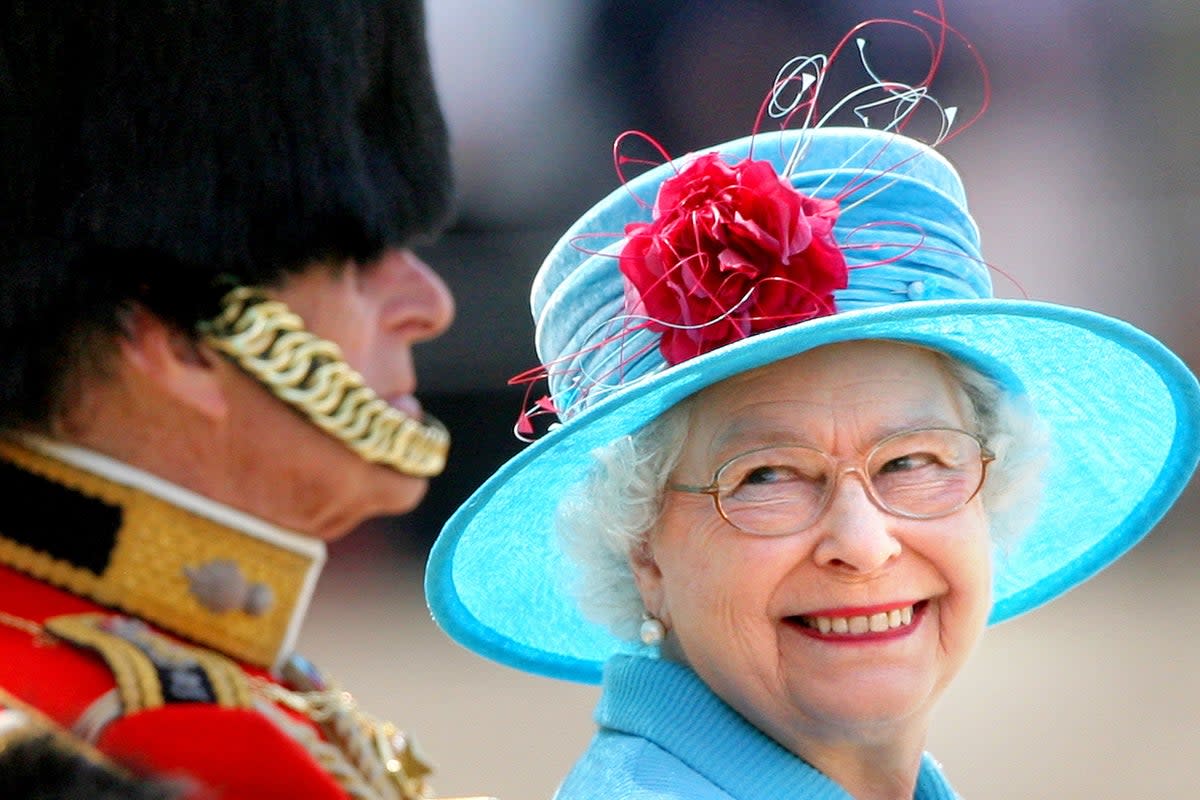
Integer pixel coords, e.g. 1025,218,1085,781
555,347,1050,642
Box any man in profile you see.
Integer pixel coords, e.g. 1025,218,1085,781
0,2,481,797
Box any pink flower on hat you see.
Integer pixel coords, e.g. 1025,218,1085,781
619,152,847,365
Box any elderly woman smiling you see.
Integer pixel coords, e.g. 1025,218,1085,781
426,46,1200,800
553,339,1042,798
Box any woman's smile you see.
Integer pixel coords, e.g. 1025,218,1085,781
787,600,929,642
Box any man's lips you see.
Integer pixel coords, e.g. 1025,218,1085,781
787,600,929,638
385,393,423,418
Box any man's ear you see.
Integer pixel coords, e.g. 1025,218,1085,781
117,305,228,421
629,535,668,625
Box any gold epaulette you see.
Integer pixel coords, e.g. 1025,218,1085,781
40,613,493,800
43,613,252,713
0,436,324,669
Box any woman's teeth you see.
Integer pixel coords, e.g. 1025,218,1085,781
803,605,915,635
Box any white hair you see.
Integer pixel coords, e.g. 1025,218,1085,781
555,347,1050,641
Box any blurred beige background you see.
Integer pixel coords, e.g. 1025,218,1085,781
301,2,1199,798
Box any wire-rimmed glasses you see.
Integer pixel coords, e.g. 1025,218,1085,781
668,427,994,536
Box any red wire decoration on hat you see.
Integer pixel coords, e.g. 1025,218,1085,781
510,0,998,439
618,152,847,365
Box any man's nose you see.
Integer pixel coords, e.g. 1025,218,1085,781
374,247,455,342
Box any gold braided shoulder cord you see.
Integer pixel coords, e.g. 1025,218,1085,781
249,677,497,800
201,287,449,478
251,678,436,800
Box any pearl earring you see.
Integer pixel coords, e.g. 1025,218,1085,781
639,612,666,646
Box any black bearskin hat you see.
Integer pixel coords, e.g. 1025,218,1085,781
0,0,453,429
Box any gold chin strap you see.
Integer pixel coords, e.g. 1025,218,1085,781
200,287,449,478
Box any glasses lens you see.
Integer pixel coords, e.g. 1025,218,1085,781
866,429,984,518
708,430,986,536
715,446,829,535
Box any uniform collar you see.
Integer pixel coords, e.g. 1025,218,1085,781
0,434,325,671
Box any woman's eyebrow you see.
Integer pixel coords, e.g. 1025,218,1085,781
709,413,964,455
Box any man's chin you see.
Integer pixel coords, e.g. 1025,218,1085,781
337,468,431,536
321,479,429,542
383,477,431,520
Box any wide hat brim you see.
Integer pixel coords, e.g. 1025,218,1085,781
427,298,1200,684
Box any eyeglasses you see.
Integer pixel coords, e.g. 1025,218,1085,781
668,427,994,537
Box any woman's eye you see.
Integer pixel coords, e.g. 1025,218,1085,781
729,463,809,493
879,452,937,473
743,465,792,485
725,463,808,502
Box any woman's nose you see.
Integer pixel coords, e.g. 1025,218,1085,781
811,472,901,574
373,248,456,341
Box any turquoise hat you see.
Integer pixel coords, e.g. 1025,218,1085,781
426,126,1200,684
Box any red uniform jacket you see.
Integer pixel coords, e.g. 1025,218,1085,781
0,437,437,800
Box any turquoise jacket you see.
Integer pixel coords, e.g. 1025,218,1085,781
554,655,960,800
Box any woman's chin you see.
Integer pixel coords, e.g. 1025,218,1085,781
804,690,933,733
800,663,948,737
